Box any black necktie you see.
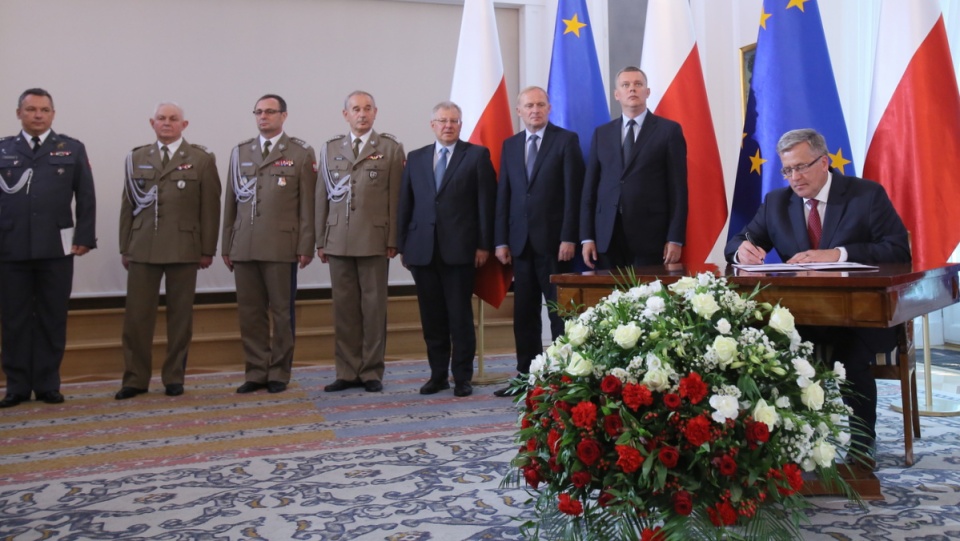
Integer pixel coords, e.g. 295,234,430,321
353,138,362,159
622,119,636,163
161,145,170,167
31,136,41,153
262,140,272,159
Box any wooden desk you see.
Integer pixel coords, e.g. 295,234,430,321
552,263,960,500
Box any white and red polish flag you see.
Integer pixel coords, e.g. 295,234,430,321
640,0,727,266
451,0,514,308
864,0,960,266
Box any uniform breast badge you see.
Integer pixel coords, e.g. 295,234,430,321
278,177,287,187
177,180,186,189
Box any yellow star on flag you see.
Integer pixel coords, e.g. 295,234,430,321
759,8,772,29
563,13,587,37
786,0,808,12
749,149,767,175
828,148,852,174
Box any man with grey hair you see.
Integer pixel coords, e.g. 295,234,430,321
725,127,911,469
116,102,222,400
317,91,405,393
397,101,496,398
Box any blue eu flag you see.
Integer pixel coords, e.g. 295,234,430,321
729,0,855,260
547,0,610,158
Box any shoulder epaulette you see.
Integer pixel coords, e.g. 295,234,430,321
380,133,399,142
327,135,346,144
132,144,150,152
57,133,79,142
191,143,212,154
0,136,11,143
289,137,311,149
238,137,256,147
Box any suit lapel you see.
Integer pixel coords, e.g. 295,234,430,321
260,134,285,169
528,125,557,189
338,136,355,163
144,144,164,172
624,113,656,171
356,132,378,163
438,140,468,194
819,173,848,249
164,140,190,175
788,193,810,251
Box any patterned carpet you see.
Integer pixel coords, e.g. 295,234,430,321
3,355,960,540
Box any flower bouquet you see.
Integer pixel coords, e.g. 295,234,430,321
504,272,857,540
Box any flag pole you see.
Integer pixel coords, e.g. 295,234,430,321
472,296,511,385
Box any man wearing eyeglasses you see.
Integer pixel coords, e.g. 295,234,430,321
0,88,97,408
725,128,911,469
222,94,316,395
396,101,496,398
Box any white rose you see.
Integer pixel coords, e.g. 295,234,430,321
833,361,847,381
839,431,851,446
715,318,731,335
752,398,779,430
792,358,816,380
712,336,739,367
613,322,643,349
801,458,817,472
669,276,698,294
801,381,825,411
775,396,791,409
811,438,837,468
768,306,796,336
642,369,670,392
642,281,663,296
529,354,546,375
566,322,591,347
645,296,666,315
691,293,721,319
565,352,594,376
709,394,740,424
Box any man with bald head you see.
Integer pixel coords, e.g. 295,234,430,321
116,102,222,400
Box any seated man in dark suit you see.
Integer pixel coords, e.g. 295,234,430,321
725,128,911,468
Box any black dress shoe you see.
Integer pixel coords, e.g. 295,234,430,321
454,381,473,397
324,379,360,392
267,381,287,394
419,378,451,395
164,384,184,397
364,380,383,393
0,394,29,408
36,390,65,404
115,387,148,400
236,381,266,394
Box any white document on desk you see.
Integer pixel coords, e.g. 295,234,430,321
734,262,879,272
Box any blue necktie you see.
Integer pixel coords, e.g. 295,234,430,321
435,147,448,190
526,134,539,179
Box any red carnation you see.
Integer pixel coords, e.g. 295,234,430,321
658,446,679,468
616,445,645,473
558,493,583,516
556,401,572,413
547,429,561,455
601,374,623,396
571,470,591,488
683,415,712,447
603,414,624,437
571,401,598,429
521,416,533,429
526,437,537,453
663,393,682,410
673,490,693,516
623,383,653,411
718,501,738,525
679,372,708,404
548,456,563,473
523,465,542,489
747,421,770,445
778,463,804,495
561,375,573,384
598,490,615,507
718,454,737,476
577,439,603,466
641,527,665,541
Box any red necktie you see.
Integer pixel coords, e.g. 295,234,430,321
807,199,822,249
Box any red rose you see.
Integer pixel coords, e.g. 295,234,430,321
663,393,681,410
571,400,598,429
683,415,712,447
623,383,653,411
548,456,563,472
601,375,623,396
598,490,615,507
547,429,561,455
603,414,624,437
571,470,591,488
718,454,737,476
558,493,583,516
679,372,708,404
577,439,602,466
673,490,693,516
641,527,665,541
523,465,542,489
747,421,770,444
526,437,537,453
658,446,679,469
616,445,645,473
718,501,738,525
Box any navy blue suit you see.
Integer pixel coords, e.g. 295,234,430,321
495,124,583,372
725,171,910,449
0,131,97,397
580,113,687,266
397,140,496,383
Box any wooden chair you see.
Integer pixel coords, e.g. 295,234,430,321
871,320,920,466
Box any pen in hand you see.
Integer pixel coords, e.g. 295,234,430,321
744,232,765,263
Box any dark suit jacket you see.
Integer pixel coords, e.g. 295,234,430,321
495,123,584,255
0,131,97,260
397,140,496,266
724,171,910,264
580,113,687,258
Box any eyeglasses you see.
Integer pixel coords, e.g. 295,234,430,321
781,155,824,178
432,118,461,125
252,109,282,116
